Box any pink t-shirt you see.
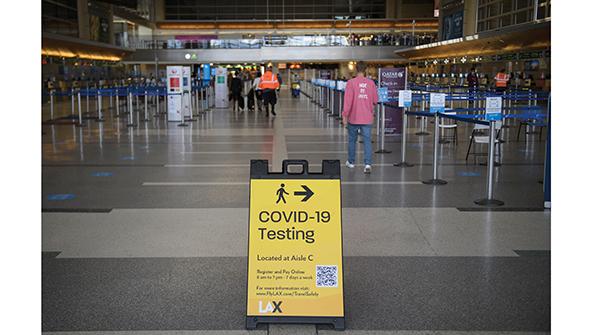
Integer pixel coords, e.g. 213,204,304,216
341,76,378,125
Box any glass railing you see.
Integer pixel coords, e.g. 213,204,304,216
129,33,437,50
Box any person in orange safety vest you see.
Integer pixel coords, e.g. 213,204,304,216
494,69,509,93
258,66,280,116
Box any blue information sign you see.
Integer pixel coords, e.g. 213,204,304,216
378,87,389,103
203,64,211,80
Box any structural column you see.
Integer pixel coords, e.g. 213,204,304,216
77,0,90,40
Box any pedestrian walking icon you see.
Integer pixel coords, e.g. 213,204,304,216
276,183,289,204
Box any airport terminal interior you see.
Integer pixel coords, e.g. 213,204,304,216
37,0,553,334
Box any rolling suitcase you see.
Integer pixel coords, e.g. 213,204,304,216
238,95,245,110
247,89,255,110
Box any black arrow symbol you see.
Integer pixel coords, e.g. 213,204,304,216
294,185,314,202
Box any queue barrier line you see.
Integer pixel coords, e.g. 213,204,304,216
404,110,546,123
44,83,214,124
48,84,213,98
402,107,545,207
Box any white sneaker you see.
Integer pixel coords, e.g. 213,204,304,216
364,165,372,174
345,161,355,169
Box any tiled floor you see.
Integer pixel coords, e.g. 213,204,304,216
42,90,550,334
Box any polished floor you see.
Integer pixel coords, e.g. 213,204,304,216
42,90,550,335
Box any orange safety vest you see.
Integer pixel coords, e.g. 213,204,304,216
495,73,508,87
258,71,280,90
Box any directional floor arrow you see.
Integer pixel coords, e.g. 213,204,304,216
294,185,314,202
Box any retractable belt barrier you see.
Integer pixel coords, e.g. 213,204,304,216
374,93,548,207
43,84,218,124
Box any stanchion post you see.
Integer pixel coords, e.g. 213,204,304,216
143,90,149,121
335,90,343,121
205,86,210,111
156,88,160,116
86,83,89,114
319,86,322,107
71,88,75,118
76,91,85,127
422,112,447,185
474,120,504,206
135,88,140,112
127,92,135,127
416,93,430,136
328,86,334,117
327,87,331,112
375,103,392,154
316,85,320,106
395,106,413,167
97,90,104,122
188,91,195,120
178,92,188,127
116,89,120,118
195,87,199,115
50,89,54,121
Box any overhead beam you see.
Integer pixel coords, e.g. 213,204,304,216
395,21,550,61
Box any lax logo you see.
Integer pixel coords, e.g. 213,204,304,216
258,301,283,314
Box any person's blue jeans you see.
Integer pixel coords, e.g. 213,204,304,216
347,123,372,165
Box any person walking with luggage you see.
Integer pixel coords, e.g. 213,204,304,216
341,61,378,174
230,72,243,112
252,71,263,112
258,66,280,117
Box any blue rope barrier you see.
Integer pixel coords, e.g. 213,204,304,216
405,109,547,126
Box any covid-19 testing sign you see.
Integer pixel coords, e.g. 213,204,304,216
246,160,345,330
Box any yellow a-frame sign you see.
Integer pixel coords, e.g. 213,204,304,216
246,160,345,330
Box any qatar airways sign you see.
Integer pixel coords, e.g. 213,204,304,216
380,71,405,79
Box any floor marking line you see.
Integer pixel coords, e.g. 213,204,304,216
142,182,249,186
42,208,113,213
288,151,347,154
142,181,424,186
286,141,347,144
343,181,424,185
180,151,272,154
164,164,252,167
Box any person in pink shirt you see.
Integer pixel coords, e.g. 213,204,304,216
342,61,379,174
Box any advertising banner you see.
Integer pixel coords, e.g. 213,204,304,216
166,66,183,122
203,64,211,82
215,67,229,108
378,67,407,135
